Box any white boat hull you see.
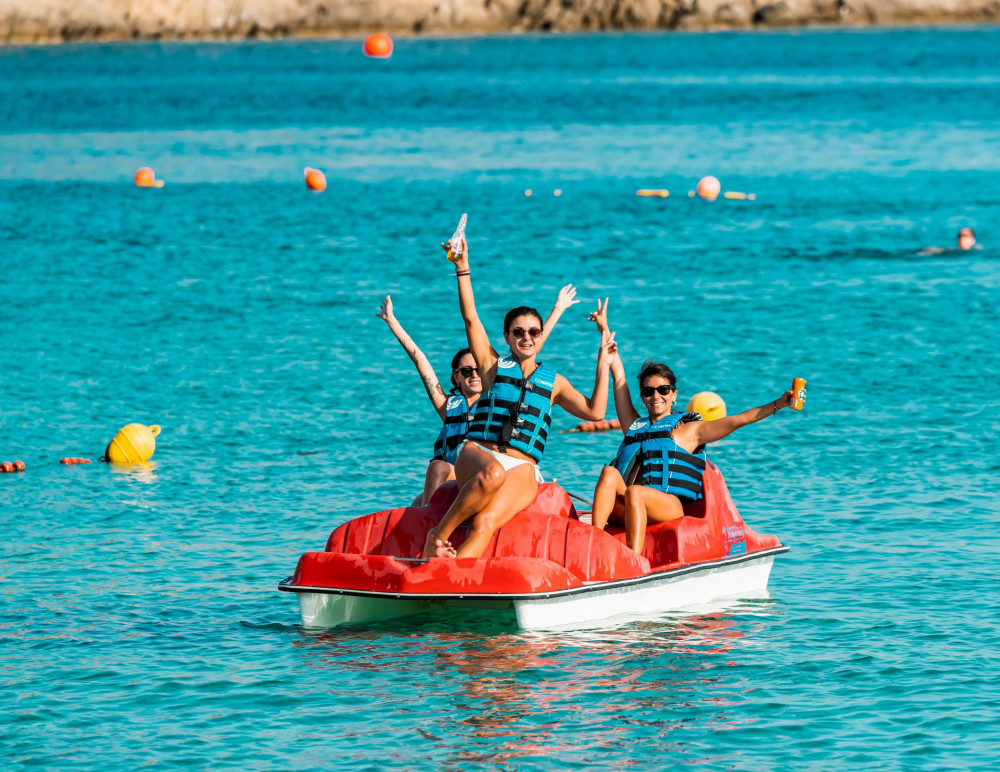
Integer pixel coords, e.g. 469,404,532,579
286,548,784,631
514,551,776,630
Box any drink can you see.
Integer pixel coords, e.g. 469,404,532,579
791,377,807,410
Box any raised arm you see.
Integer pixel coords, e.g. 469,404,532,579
588,298,639,432
552,330,615,421
376,295,448,418
676,389,795,448
609,351,640,433
444,238,498,386
536,284,579,353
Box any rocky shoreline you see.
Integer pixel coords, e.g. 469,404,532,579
2,0,998,45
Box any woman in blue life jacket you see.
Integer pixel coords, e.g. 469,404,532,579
587,300,793,554
377,287,580,505
421,237,618,559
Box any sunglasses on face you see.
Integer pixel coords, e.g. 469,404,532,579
454,366,479,378
510,327,542,340
640,385,675,398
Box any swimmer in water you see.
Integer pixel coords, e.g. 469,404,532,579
919,226,981,255
421,237,616,559
377,286,580,505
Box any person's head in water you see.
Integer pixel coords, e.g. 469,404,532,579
957,227,977,251
638,360,678,422
449,347,482,397
503,306,544,362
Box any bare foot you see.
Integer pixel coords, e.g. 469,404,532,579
434,539,457,559
421,529,440,559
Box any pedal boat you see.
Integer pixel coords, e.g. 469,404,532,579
278,462,788,631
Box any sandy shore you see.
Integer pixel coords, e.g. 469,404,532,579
1,0,998,45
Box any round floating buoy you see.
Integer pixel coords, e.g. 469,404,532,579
133,167,164,188
524,189,533,197
104,423,161,464
696,176,721,200
304,167,327,193
13,460,25,472
363,33,393,59
0,462,14,473
60,458,93,465
686,392,727,421
636,189,669,198
554,189,563,197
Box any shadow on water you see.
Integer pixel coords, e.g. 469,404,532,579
283,597,785,768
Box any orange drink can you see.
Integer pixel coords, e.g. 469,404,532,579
791,378,807,410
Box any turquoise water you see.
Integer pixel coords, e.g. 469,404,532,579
3,28,1000,769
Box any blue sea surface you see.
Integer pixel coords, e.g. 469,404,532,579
2,28,1000,770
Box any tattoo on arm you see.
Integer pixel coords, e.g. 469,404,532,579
422,375,445,397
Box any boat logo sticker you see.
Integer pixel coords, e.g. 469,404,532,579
723,524,747,556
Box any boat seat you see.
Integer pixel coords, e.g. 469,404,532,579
606,463,780,569
325,481,648,582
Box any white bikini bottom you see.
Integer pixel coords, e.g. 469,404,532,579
465,441,544,483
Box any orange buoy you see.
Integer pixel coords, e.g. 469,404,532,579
304,167,327,193
0,462,13,473
563,418,621,433
60,457,92,465
133,167,164,188
696,176,721,200
13,460,25,472
363,33,393,59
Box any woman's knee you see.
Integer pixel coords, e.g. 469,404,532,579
426,459,452,478
475,462,506,493
623,485,645,509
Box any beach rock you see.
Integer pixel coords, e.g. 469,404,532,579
0,0,998,44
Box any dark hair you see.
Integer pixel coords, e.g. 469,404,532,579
958,227,976,238
449,347,472,393
638,359,677,390
503,306,543,334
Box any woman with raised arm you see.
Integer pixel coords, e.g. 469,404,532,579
377,287,580,505
588,299,793,554
421,237,617,559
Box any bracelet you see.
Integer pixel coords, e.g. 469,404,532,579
454,270,471,277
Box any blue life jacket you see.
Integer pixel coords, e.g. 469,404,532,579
432,395,474,465
466,356,557,462
611,412,707,502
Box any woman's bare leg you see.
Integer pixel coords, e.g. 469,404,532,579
421,460,456,506
623,485,685,554
591,465,626,530
457,463,539,558
422,443,505,558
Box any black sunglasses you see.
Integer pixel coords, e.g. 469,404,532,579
454,366,479,378
510,327,542,340
640,384,675,398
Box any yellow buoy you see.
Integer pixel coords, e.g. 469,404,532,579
104,423,161,463
686,392,726,421
636,189,669,198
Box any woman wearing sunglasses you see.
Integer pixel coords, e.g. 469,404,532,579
588,300,793,554
422,238,617,559
377,287,579,506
